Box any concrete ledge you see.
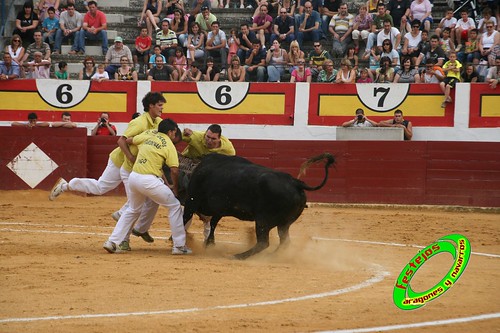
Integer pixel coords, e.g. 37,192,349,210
61,45,103,56
53,63,83,76
106,14,124,24
98,0,130,7
336,127,404,141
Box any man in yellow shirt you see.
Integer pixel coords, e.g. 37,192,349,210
104,118,192,255
182,124,236,159
440,51,462,108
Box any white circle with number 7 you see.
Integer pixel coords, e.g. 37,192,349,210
36,80,91,109
196,82,250,110
356,83,410,112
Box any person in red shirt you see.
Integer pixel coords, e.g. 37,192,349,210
77,0,108,55
134,27,152,72
91,112,117,136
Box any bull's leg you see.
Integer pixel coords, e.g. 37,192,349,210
234,222,271,260
182,198,196,227
275,223,292,253
205,216,221,247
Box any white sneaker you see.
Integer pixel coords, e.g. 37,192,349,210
224,3,229,8
172,245,193,255
220,68,227,76
240,4,244,8
455,44,462,52
111,211,121,222
246,4,252,8
103,240,117,253
49,177,67,201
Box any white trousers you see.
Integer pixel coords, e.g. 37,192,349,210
68,158,121,195
108,172,186,247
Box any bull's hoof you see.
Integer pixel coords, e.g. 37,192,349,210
204,239,215,248
233,253,246,260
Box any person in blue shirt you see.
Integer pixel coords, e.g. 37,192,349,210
42,7,59,47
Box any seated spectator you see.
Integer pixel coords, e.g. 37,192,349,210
13,2,39,47
356,67,373,82
374,56,395,82
376,19,401,53
147,55,178,81
237,23,257,63
479,21,500,67
245,39,267,82
402,20,422,65
455,9,476,51
148,45,167,70
328,3,354,58
461,63,478,83
477,7,497,34
134,27,152,72
26,51,51,79
55,60,68,79
189,0,211,21
317,59,337,83
38,0,59,23
227,27,239,65
250,4,273,48
394,56,420,83
266,39,288,82
115,55,138,81
290,58,311,82
91,63,110,81
205,21,228,74
139,0,162,37
42,7,59,48
171,9,189,47
250,0,279,19
415,34,445,68
164,0,185,21
335,58,356,83
365,3,393,54
458,28,480,65
173,47,188,77
202,56,220,81
12,112,50,128
485,56,500,89
344,45,358,71
435,8,457,45
352,4,372,54
5,35,25,69
0,53,21,80
228,55,245,82
288,40,305,73
186,22,206,65
378,109,413,140
380,39,400,71
363,45,380,80
105,36,132,77
440,51,462,107
386,0,411,35
419,58,444,83
270,7,295,44
296,1,322,48
321,0,340,37
78,1,108,55
278,0,296,16
308,41,331,81
52,112,78,128
440,27,455,60
409,0,432,32
195,5,217,33
342,108,377,127
22,30,51,64
180,61,203,81
79,56,96,80
55,3,82,55
91,112,117,136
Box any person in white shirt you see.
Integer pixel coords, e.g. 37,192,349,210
376,19,401,52
455,9,476,51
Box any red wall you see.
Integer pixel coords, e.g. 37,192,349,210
1,128,499,207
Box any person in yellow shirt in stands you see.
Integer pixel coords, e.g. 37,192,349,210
181,124,236,159
440,51,462,108
103,118,192,255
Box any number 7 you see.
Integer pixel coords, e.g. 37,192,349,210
373,87,390,108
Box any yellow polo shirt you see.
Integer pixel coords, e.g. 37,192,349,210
133,132,179,177
443,60,462,80
121,113,162,172
181,131,236,159
109,147,124,168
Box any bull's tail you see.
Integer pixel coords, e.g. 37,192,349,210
297,153,335,191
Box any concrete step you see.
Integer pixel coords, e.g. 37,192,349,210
106,14,125,24
61,45,104,56
53,62,85,76
98,0,130,8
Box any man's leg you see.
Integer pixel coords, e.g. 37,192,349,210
67,158,122,195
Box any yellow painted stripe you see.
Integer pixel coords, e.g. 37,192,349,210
165,93,285,115
481,96,500,117
319,95,446,117
0,92,127,112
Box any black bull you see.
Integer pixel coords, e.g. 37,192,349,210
182,153,335,260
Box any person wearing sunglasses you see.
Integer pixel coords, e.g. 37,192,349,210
270,7,295,44
478,20,500,67
402,20,422,65
4,35,25,68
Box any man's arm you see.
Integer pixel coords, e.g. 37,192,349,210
117,136,135,163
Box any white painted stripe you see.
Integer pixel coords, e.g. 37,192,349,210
318,312,500,333
0,265,389,323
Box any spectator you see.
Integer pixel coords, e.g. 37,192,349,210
79,1,108,55
440,27,455,60
329,2,354,58
195,5,217,33
52,112,78,128
374,56,395,82
321,0,341,36
342,108,377,127
460,63,478,83
164,0,185,21
356,67,373,82
4,35,25,69
245,39,267,82
365,3,393,54
12,112,50,128
250,0,279,19
288,39,305,73
227,27,239,65
202,56,220,81
54,3,82,55
189,0,211,21
290,58,311,82
297,0,323,17
379,109,413,140
485,56,500,89
171,9,189,47
352,4,372,54
186,22,206,65
419,58,444,83
236,23,256,63
455,9,476,52
394,56,420,82
13,2,39,47
91,112,117,136
402,20,422,65
104,36,132,78
478,21,500,67
308,41,331,80
477,7,497,34
296,1,322,49
205,21,228,74
134,27,152,72
278,0,297,17
157,18,178,61
79,56,96,80
148,45,167,70
38,0,59,23
0,53,21,80
363,45,380,80
345,45,358,71
91,63,110,81
380,39,400,71
55,60,68,79
115,55,138,81
173,47,187,77
270,7,295,44
440,51,461,108
180,61,203,81
266,39,288,82
409,0,432,32
41,7,59,48
317,58,337,82
458,28,480,65
22,30,51,63
386,0,411,35
366,0,378,14
148,55,178,81
139,0,162,37
376,19,402,53
336,58,356,83
250,4,273,48
415,34,445,68
435,8,457,45
228,55,246,81
26,51,51,78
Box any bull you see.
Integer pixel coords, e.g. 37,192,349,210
182,153,335,259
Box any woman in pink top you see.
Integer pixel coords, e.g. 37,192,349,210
290,59,311,82
409,0,433,32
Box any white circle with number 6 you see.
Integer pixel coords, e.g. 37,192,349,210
36,80,91,109
356,83,410,112
196,82,250,110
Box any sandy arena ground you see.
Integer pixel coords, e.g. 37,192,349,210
0,190,499,332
